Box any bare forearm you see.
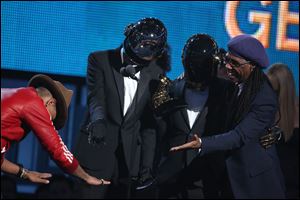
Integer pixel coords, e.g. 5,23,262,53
1,158,52,184
72,165,89,181
1,159,20,175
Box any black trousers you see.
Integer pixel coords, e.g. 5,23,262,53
77,144,135,199
156,154,234,199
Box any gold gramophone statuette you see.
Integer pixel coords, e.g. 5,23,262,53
152,75,174,110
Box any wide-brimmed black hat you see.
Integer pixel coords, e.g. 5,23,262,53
28,74,73,130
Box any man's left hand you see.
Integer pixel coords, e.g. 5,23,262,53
170,134,201,151
85,176,111,186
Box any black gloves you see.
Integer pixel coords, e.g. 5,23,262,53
86,119,107,146
260,126,283,149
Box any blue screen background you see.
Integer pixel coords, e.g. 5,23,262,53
1,1,299,92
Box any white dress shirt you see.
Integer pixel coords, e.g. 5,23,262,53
185,87,208,153
185,87,209,129
121,48,140,116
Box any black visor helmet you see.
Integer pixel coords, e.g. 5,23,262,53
182,34,219,84
123,17,167,65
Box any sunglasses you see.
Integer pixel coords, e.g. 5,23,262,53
225,54,251,68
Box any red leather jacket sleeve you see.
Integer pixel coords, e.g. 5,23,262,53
22,97,78,174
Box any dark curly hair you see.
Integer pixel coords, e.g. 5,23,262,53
156,43,171,73
226,66,268,129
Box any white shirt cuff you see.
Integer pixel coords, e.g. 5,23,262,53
198,137,202,153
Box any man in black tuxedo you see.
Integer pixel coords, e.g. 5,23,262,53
74,17,168,198
149,34,233,198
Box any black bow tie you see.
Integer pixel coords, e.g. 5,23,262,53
120,64,143,81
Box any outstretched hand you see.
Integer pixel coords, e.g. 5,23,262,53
25,171,52,184
85,175,111,186
170,134,201,152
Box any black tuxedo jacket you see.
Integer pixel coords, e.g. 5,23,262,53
74,47,163,179
156,77,232,184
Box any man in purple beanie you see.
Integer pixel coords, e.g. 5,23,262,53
170,34,286,198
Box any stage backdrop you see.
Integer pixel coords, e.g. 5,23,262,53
1,1,299,195
1,1,299,93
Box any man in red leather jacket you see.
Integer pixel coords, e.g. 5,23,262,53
1,74,110,186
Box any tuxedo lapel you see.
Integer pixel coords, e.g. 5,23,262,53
185,107,208,166
123,63,153,122
180,109,190,130
136,67,152,105
123,93,137,122
110,49,125,112
190,106,208,137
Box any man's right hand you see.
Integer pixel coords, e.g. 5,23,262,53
24,170,52,184
170,134,201,151
87,119,106,146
